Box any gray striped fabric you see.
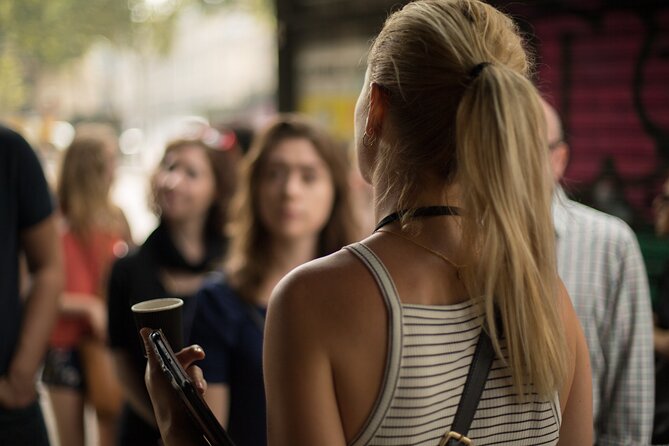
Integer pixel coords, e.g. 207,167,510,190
346,242,561,446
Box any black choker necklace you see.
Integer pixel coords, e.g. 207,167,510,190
375,206,461,232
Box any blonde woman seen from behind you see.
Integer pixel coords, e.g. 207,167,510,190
142,1,592,445
267,1,592,444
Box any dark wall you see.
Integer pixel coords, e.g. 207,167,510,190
275,0,407,112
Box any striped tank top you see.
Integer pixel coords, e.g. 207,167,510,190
345,242,561,446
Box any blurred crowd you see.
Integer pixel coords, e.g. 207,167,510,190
1,113,374,446
0,70,667,446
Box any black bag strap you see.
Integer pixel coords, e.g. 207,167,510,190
440,327,495,446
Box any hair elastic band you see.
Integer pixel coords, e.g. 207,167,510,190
469,62,491,80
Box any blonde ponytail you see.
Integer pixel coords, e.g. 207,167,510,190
456,64,567,397
366,0,568,398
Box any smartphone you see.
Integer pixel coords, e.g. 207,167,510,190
149,329,236,446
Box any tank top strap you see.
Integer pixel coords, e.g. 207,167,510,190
344,242,404,446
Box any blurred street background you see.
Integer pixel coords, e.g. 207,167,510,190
3,0,667,239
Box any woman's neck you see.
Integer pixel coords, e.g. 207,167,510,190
165,218,207,265
374,180,462,223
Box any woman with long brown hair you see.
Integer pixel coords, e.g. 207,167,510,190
188,114,359,446
42,127,131,446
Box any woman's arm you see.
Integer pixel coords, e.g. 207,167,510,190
0,215,63,408
107,258,155,424
60,292,108,340
112,350,158,427
204,384,230,428
557,281,593,445
264,268,347,446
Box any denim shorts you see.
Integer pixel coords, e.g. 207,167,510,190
41,347,85,391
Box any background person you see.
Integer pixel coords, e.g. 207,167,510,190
543,99,654,445
0,126,63,446
42,128,132,446
651,175,669,444
108,138,238,445
142,1,592,445
189,114,359,446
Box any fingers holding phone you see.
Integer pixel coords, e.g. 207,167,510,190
140,328,208,446
142,328,234,446
176,344,207,395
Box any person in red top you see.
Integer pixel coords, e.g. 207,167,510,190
42,126,132,446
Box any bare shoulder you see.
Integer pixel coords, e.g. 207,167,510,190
277,248,360,291
267,246,383,348
270,247,370,311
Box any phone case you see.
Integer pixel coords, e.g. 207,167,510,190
149,330,236,446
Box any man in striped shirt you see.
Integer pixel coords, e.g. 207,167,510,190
543,100,655,445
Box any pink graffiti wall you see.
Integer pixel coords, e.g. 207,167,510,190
511,2,669,225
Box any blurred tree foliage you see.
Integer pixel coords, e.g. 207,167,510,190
0,0,272,112
0,49,25,112
0,0,169,112
0,0,133,66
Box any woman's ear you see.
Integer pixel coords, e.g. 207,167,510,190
365,83,389,137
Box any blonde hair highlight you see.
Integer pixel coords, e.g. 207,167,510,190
368,0,567,397
57,129,121,238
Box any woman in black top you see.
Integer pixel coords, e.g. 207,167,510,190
107,138,238,445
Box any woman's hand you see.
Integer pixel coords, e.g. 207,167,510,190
0,371,37,409
140,327,209,446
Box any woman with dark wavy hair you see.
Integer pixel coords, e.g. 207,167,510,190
108,137,238,445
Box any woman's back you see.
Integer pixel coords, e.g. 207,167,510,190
264,225,589,445
344,242,560,445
